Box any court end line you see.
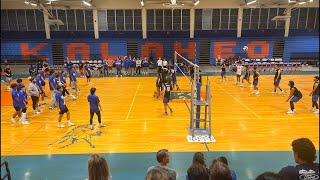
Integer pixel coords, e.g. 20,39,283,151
125,82,140,121
212,82,262,119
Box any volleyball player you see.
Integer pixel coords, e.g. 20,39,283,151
55,85,75,128
240,66,252,87
10,83,21,123
115,57,123,77
221,62,227,81
157,57,163,74
49,70,57,109
18,85,29,125
162,79,173,116
17,78,25,91
79,60,84,78
169,66,179,90
309,76,319,114
286,81,303,114
4,64,12,90
70,67,80,96
35,72,46,105
85,63,92,85
39,66,46,95
88,87,105,130
236,61,243,85
252,67,260,95
272,64,284,94
155,73,163,99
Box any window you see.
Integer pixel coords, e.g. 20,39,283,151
182,9,190,30
242,8,251,30
147,10,155,30
298,8,308,29
195,9,202,30
116,10,124,31
155,10,164,30
76,10,85,31
125,10,133,31
98,10,107,31
212,9,220,30
259,8,268,29
57,10,67,31
134,10,142,31
85,10,94,31
1,10,9,31
107,10,116,31
202,9,212,30
26,10,36,31
268,8,277,29
290,8,299,29
67,10,76,31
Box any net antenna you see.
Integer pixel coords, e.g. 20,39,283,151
174,51,216,144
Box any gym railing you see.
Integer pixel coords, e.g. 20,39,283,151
1,161,11,180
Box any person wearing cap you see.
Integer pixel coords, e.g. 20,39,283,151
18,85,30,125
10,83,21,123
28,77,41,114
55,85,75,128
87,87,105,130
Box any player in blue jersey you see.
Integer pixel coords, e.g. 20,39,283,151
123,56,130,76
55,85,75,128
272,64,284,94
240,66,252,87
87,87,105,130
162,79,173,116
36,72,46,105
10,83,21,123
85,63,92,85
18,85,29,125
309,76,319,114
69,67,80,96
49,70,57,109
115,57,123,77
286,81,303,114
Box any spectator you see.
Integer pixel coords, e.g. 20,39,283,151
146,169,169,180
148,149,176,180
87,154,111,180
278,138,319,180
187,152,209,180
256,172,283,180
29,65,36,75
209,161,232,180
217,156,237,180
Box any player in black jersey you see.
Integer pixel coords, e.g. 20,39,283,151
240,66,252,87
155,73,163,99
221,62,227,81
286,81,303,114
272,64,284,94
309,76,319,114
162,79,173,116
252,67,260,95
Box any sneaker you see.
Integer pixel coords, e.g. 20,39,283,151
162,112,168,116
287,110,295,114
255,91,260,95
68,122,75,126
239,84,244,87
11,118,16,123
90,125,94,130
49,107,54,110
279,91,284,94
98,124,105,128
271,91,277,94
58,124,65,128
34,111,40,114
314,109,319,114
19,118,22,122
22,121,30,125
249,84,254,88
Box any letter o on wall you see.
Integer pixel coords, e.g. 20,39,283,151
247,41,270,59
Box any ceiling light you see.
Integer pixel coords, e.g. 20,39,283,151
246,0,256,5
30,3,37,6
309,0,313,2
82,0,91,6
194,0,200,6
298,1,306,4
141,0,144,6
24,1,29,4
288,0,297,3
46,1,52,4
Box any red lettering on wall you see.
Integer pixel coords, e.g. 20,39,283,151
247,41,269,58
141,42,163,59
213,42,237,59
20,43,48,61
174,42,197,60
100,43,119,60
67,43,90,60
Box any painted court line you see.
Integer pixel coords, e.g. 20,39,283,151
212,82,262,119
125,82,140,121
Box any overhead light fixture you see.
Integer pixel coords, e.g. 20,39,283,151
194,0,200,6
246,0,256,5
309,0,313,2
24,1,29,4
298,1,306,4
30,3,37,6
83,0,91,6
288,0,297,3
141,0,144,6
46,1,52,4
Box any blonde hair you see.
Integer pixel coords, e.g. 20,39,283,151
88,154,110,180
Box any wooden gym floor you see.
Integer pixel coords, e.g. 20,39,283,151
1,74,319,157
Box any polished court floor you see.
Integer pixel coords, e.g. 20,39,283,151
1,73,319,180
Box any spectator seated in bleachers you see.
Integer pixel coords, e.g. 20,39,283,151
146,169,169,180
216,156,237,180
147,149,176,180
256,172,284,180
29,65,36,75
278,138,319,180
86,154,111,180
187,152,209,180
209,161,232,180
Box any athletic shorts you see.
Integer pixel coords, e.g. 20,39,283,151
221,71,226,76
41,81,45,86
236,74,241,77
6,77,12,81
253,79,258,86
163,97,169,104
243,76,249,81
143,63,149,67
14,106,21,111
21,108,27,113
312,95,319,102
291,96,301,103
86,74,91,78
125,66,129,70
274,79,281,86
172,76,177,83
39,88,44,94
59,107,69,114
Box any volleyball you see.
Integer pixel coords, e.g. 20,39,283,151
243,46,248,51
